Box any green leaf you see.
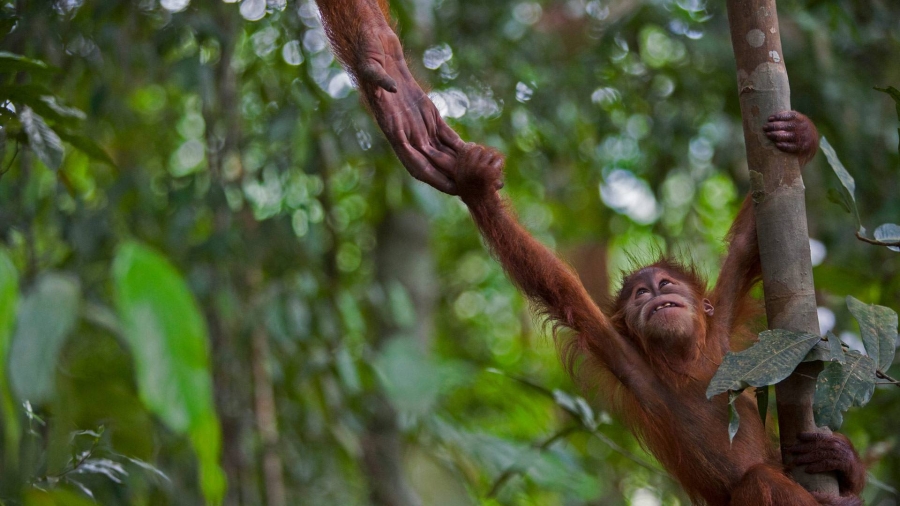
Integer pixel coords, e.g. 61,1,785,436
8,273,80,404
552,389,596,430
825,187,852,214
707,329,822,399
804,342,828,363
0,84,83,127
112,242,225,504
727,390,740,444
813,350,877,430
0,51,56,75
20,106,63,170
0,250,20,460
56,130,116,167
826,331,845,363
819,137,861,229
846,296,899,371
804,331,846,363
874,86,900,157
873,223,900,252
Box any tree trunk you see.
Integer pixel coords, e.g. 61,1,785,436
359,210,438,506
726,0,839,494
251,326,286,506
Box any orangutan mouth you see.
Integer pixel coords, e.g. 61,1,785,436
652,302,681,315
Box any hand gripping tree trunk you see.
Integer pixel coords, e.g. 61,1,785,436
726,0,840,495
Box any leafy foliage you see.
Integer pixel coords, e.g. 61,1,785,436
847,295,899,371
112,242,225,504
8,273,80,404
821,127,900,251
813,351,877,431
710,295,898,435
19,106,62,170
706,329,822,399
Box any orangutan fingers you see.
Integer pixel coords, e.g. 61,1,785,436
437,120,466,152
421,143,457,176
804,459,847,474
396,142,457,195
768,111,798,122
796,432,829,442
793,448,844,465
775,142,800,152
766,130,796,142
811,493,863,506
763,120,796,132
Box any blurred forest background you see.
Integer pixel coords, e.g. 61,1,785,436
0,0,898,504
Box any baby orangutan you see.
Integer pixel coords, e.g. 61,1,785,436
450,113,864,505
314,1,865,502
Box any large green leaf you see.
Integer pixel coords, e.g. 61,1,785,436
8,273,80,404
819,136,861,230
20,106,63,170
707,330,822,399
813,350,877,430
846,296,899,371
112,242,225,504
0,250,20,459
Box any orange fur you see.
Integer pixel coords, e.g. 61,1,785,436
453,144,861,505
315,3,863,503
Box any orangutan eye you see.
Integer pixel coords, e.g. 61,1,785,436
659,280,671,288
636,288,649,296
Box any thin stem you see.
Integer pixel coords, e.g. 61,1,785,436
486,426,580,498
855,231,900,248
587,427,666,475
876,370,900,387
0,141,19,179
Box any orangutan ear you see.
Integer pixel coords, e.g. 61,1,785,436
703,299,715,317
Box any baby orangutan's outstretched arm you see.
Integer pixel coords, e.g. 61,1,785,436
454,144,660,397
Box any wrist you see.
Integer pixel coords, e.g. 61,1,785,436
460,188,501,208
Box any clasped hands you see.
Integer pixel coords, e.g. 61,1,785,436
352,18,502,199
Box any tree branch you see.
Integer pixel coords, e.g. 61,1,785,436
855,231,900,248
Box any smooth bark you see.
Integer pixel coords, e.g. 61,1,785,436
726,0,839,494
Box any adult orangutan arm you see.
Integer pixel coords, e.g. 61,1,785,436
315,0,464,194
